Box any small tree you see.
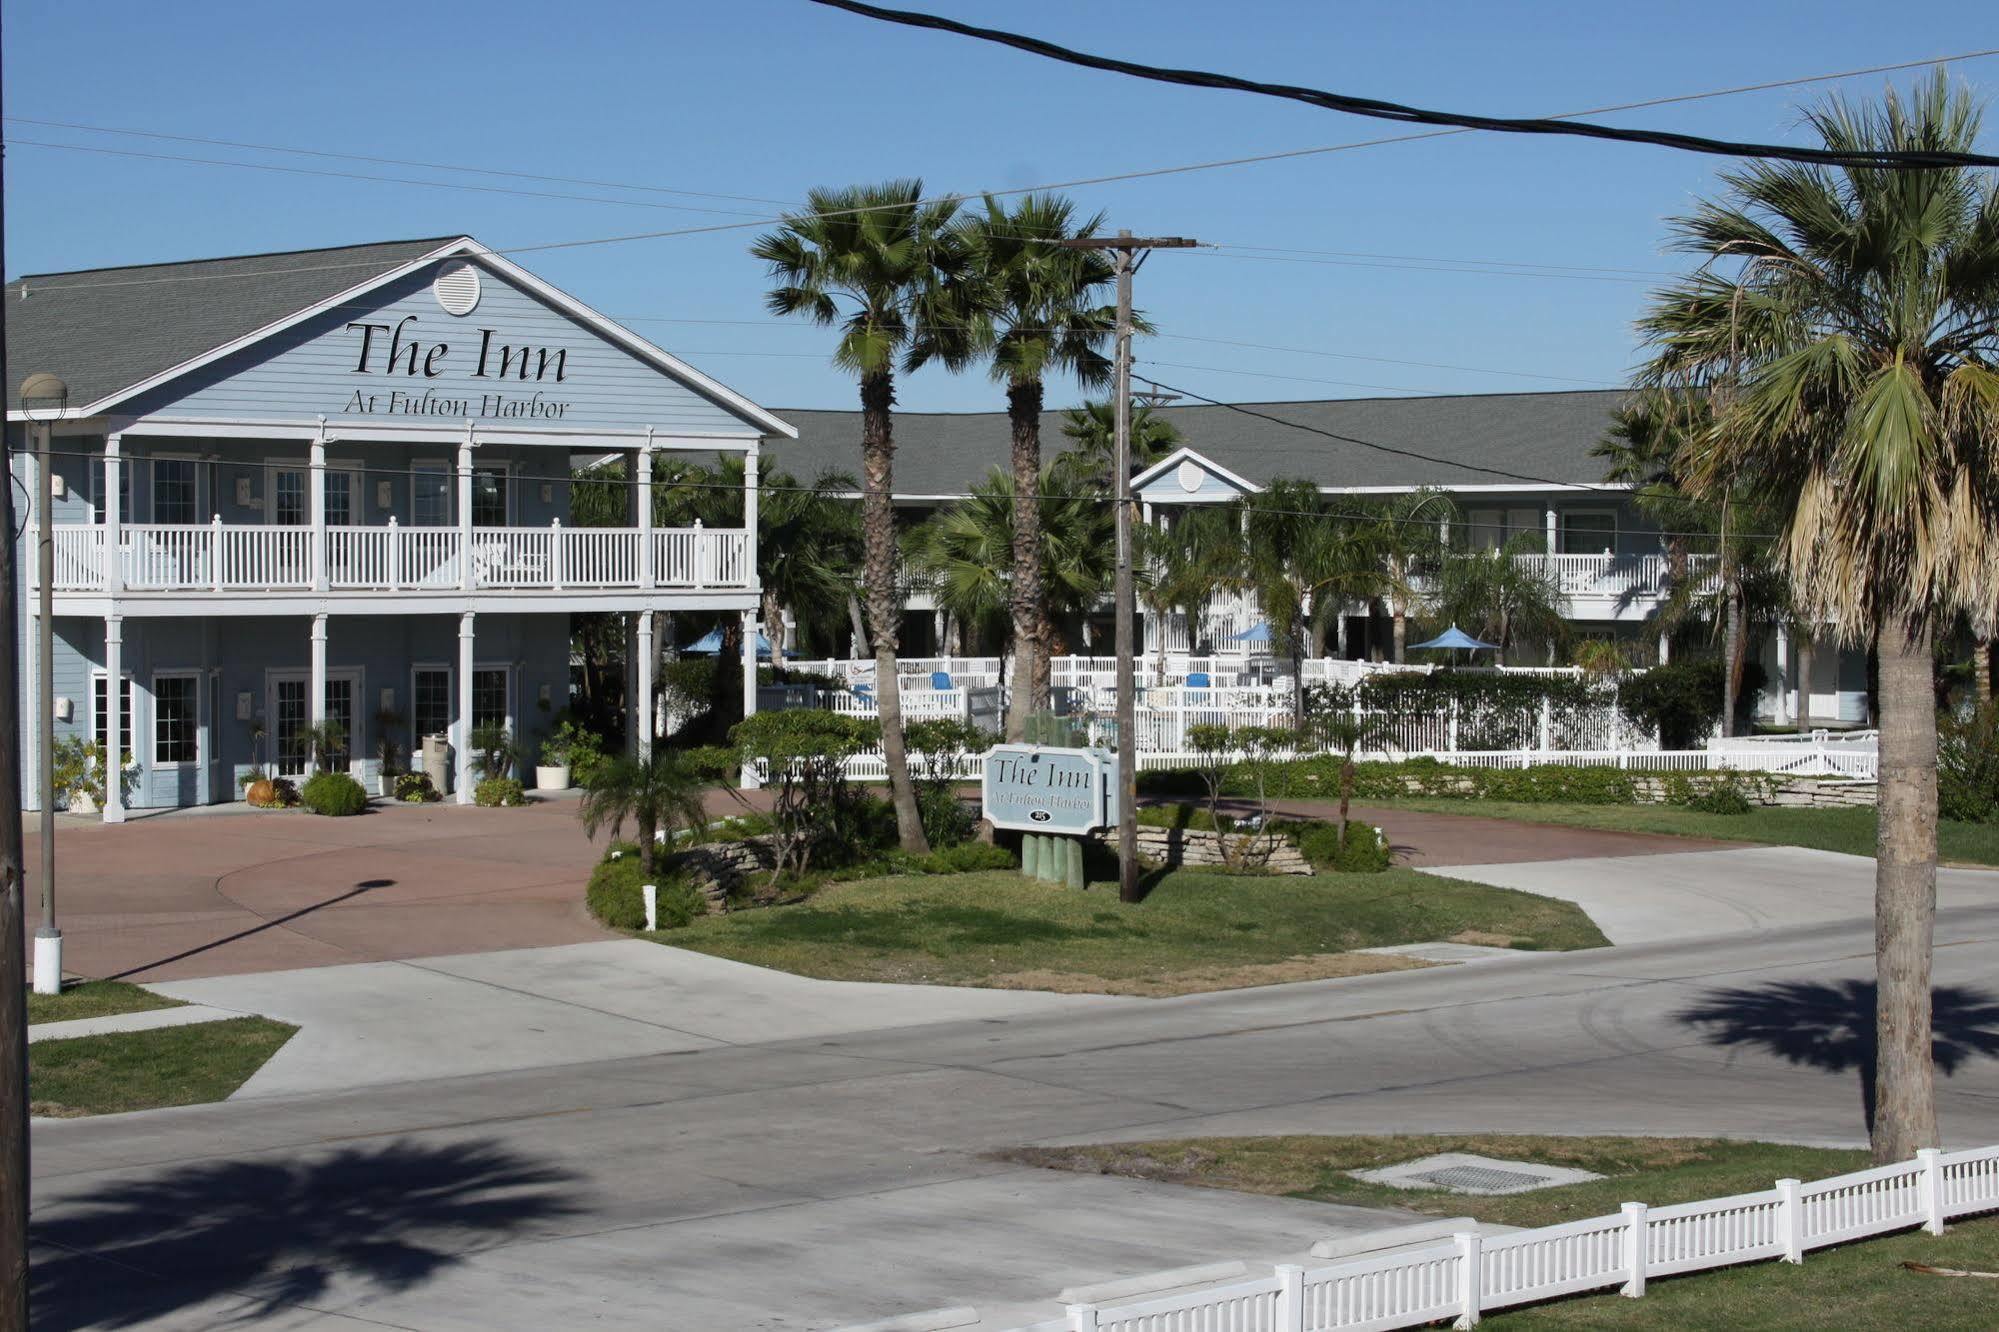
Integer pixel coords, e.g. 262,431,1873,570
730,709,881,880
1184,723,1289,869
468,724,519,781
1307,712,1393,848
577,749,715,877
904,717,994,847
290,721,348,776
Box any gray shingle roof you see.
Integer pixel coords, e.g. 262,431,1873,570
6,237,463,411
765,389,1632,494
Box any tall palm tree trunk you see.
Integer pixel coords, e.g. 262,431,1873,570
1796,636,1813,734
1976,634,1993,708
1392,593,1408,664
762,588,787,671
846,594,870,660
860,370,929,854
1872,616,1939,1162
1722,577,1744,737
1004,378,1045,741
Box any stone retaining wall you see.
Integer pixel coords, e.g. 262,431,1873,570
1088,825,1313,874
664,836,779,908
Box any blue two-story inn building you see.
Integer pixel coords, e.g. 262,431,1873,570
8,236,794,819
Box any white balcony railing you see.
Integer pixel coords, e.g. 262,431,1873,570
37,520,752,596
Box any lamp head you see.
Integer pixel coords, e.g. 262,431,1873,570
19,372,69,422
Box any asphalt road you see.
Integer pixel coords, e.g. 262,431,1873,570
29,901,1999,1330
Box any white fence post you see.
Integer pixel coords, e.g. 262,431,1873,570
210,514,224,591
550,517,565,591
1620,1201,1648,1298
387,515,402,590
1538,695,1552,751
641,883,658,932
1777,1177,1804,1262
1455,1231,1483,1328
1448,696,1460,752
1919,1148,1945,1235
1065,1303,1099,1332
1274,1262,1304,1332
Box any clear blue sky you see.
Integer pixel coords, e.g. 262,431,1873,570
4,1,1995,413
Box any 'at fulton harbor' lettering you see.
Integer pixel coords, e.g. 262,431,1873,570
340,314,573,419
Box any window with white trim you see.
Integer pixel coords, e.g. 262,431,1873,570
412,667,451,741
153,458,199,524
472,668,509,732
92,673,135,758
472,467,509,526
153,673,200,765
1559,510,1618,556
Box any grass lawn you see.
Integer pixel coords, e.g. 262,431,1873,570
29,1017,298,1117
1005,1135,1999,1329
26,979,183,1026
658,868,1607,995
1381,799,1999,868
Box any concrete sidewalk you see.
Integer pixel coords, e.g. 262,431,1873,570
26,1003,245,1044
152,939,1131,1097
1426,844,1999,943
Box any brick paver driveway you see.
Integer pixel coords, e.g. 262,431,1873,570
24,791,1731,984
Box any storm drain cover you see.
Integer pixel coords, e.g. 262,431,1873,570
1350,1153,1603,1196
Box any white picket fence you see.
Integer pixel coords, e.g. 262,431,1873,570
1006,1145,1998,1332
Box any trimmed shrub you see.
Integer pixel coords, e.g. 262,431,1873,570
1616,658,1767,750
1295,821,1391,873
1142,757,1640,806
1686,782,1753,816
917,842,1016,874
474,777,528,808
585,856,706,930
300,771,368,817
394,771,440,803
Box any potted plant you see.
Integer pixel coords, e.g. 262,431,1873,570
374,707,406,797
535,719,600,791
469,723,519,785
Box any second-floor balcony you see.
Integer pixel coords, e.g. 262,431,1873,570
40,520,752,597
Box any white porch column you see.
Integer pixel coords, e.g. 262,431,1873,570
103,616,125,824
1657,631,1671,665
634,610,655,760
740,609,760,790
309,614,328,734
1543,503,1557,554
309,420,328,592
1774,622,1792,726
104,433,124,594
457,428,476,592
455,612,476,802
743,440,760,556
637,433,655,588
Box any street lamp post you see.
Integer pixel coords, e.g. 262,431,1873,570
21,372,67,996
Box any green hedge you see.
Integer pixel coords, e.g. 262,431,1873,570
474,777,528,808
1295,821,1392,873
585,857,708,930
300,771,368,816
1137,758,1780,807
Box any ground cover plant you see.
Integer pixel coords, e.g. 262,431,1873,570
301,770,368,816
1003,1134,1998,1328
26,980,181,1026
656,868,1606,995
28,1017,298,1117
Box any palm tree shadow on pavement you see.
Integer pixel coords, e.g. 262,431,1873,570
30,1138,586,1330
1676,979,1999,1136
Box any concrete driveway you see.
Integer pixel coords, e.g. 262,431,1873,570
151,940,1132,1097
1425,844,1999,944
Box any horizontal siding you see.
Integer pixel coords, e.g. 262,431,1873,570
119,260,759,434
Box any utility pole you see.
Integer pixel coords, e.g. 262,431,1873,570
1055,230,1195,902
0,9,33,1325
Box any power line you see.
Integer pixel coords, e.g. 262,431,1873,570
1154,335,1619,387
1143,359,1444,395
19,45,1999,293
810,1,1999,169
2,116,797,206
5,140,772,218
1203,243,1674,277
1182,247,1656,284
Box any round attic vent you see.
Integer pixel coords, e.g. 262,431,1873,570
432,263,481,316
1175,459,1205,493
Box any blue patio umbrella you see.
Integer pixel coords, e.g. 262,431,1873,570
1228,622,1274,643
682,627,774,657
1408,624,1499,668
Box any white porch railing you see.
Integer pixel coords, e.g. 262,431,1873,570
41,521,752,594
1000,1146,1995,1332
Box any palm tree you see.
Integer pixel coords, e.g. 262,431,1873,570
1370,488,1456,663
1052,397,1181,488
905,467,1113,675
756,466,860,665
1639,75,1999,1162
577,749,713,877
1135,510,1233,678
752,180,966,854
1431,534,1569,665
940,196,1120,738
1230,479,1392,724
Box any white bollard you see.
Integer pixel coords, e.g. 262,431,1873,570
32,933,62,995
642,883,658,932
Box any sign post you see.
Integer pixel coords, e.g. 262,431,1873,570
980,744,1118,891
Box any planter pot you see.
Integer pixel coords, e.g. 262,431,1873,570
245,777,279,808
535,764,571,792
68,790,98,815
